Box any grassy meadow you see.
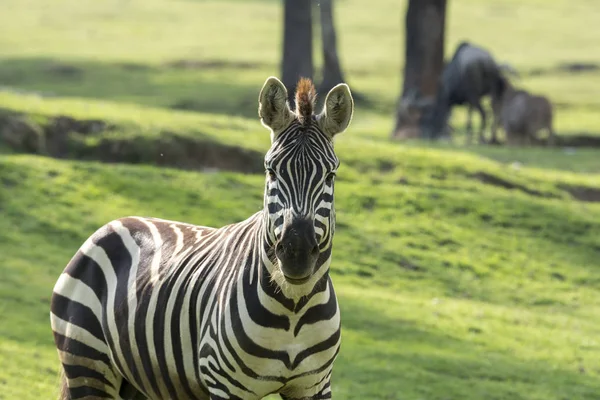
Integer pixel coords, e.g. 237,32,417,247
1,0,600,399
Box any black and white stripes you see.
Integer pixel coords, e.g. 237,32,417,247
50,76,354,399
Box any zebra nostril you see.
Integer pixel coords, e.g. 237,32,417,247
275,242,284,258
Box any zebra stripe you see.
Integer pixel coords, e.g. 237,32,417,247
51,77,352,399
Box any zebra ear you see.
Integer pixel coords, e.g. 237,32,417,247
258,76,294,140
318,83,354,138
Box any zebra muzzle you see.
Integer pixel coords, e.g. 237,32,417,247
275,218,320,284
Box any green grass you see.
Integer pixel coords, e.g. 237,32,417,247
1,0,600,135
1,149,599,399
1,0,600,399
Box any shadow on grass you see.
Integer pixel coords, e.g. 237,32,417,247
336,295,600,399
0,57,381,119
0,57,267,118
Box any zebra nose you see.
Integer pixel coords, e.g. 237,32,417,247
275,218,320,280
275,241,296,259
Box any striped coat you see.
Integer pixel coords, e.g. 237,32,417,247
51,77,354,399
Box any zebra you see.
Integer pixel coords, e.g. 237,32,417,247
50,76,354,400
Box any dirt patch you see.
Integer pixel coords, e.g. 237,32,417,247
470,172,553,198
45,116,111,158
164,59,262,70
559,184,600,203
0,114,45,153
0,111,264,174
87,133,264,174
48,116,108,135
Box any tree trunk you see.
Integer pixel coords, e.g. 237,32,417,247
317,0,346,95
281,0,314,106
391,0,446,140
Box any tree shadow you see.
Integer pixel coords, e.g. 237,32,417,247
0,57,268,119
0,57,388,120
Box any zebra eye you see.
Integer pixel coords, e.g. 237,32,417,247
325,172,336,185
266,168,277,181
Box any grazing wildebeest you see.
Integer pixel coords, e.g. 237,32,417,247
491,76,556,146
430,41,517,143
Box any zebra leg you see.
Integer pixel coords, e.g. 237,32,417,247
58,359,123,399
203,375,244,400
60,357,146,400
52,280,125,399
120,380,148,399
206,387,243,400
280,383,332,400
280,373,333,400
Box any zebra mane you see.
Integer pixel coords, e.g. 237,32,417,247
295,78,317,125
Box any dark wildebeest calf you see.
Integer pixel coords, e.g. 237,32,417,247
430,41,517,143
491,76,556,146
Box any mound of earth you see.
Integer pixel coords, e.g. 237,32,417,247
0,112,263,174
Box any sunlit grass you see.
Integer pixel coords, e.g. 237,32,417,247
1,150,599,399
1,0,600,399
0,0,599,135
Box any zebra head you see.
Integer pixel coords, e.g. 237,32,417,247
258,76,354,288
